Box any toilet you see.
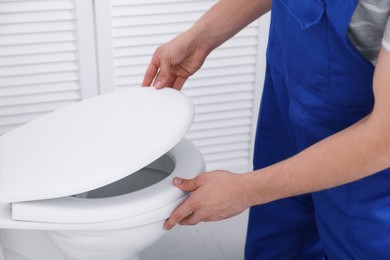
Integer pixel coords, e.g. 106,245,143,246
0,87,205,260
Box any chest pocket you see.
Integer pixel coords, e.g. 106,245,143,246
273,0,329,95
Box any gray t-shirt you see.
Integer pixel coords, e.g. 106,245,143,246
348,0,390,64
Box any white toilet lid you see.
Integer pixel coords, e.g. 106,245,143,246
0,87,194,203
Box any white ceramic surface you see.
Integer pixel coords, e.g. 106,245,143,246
0,139,204,230
0,139,205,260
0,87,205,260
0,87,194,203
11,139,204,226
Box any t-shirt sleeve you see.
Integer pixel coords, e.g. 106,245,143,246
382,16,390,52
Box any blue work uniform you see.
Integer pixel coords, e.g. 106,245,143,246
245,0,390,259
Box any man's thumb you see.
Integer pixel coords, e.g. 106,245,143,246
173,177,199,192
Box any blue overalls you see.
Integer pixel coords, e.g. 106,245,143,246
245,0,390,259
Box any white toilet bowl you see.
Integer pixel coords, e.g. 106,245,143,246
0,88,204,260
1,139,204,260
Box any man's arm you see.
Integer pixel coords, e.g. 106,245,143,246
164,48,390,229
189,0,272,53
246,48,390,205
142,0,271,89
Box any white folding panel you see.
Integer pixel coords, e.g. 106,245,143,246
95,0,266,172
0,0,98,135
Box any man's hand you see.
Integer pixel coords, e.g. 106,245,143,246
142,0,271,90
164,170,252,230
142,31,210,90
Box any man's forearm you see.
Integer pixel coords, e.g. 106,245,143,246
245,49,390,204
189,0,272,53
245,115,390,205
244,47,390,206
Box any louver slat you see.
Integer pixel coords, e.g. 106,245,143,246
0,0,93,135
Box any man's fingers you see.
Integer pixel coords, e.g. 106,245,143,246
164,75,176,90
179,212,202,226
142,60,159,87
153,58,171,89
163,201,194,230
173,77,186,90
173,177,201,192
142,53,172,88
163,176,203,230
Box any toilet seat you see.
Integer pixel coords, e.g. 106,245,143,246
11,139,204,225
0,87,194,204
0,87,202,231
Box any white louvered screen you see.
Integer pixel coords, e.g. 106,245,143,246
0,0,98,135
95,0,265,172
183,28,260,172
